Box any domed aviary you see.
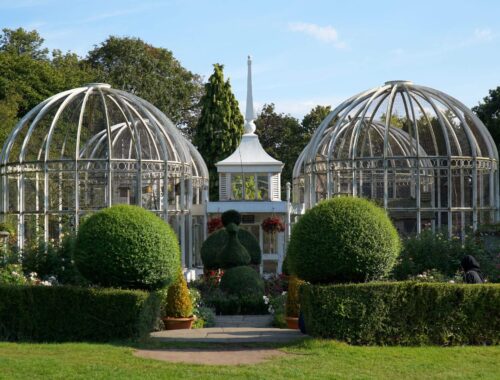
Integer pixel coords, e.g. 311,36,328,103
293,81,499,237
0,83,208,263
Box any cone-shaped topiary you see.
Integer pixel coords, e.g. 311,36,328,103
217,223,251,269
288,197,401,284
220,265,264,296
221,209,241,226
165,269,193,318
74,204,180,290
286,275,305,317
201,228,261,269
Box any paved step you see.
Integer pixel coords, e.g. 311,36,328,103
150,327,304,344
214,315,272,328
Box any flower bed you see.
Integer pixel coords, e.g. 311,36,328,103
300,281,500,345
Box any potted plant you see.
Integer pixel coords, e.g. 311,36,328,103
162,269,195,330
285,275,304,329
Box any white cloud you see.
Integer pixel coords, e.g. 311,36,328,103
473,28,493,42
288,22,346,48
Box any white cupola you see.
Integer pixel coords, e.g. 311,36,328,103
216,56,284,201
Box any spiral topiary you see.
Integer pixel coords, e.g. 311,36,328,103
217,223,251,269
74,204,180,290
221,209,241,226
219,265,264,296
288,197,401,284
164,269,193,318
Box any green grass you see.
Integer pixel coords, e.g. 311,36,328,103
0,339,499,379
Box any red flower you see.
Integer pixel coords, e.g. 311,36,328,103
261,216,285,234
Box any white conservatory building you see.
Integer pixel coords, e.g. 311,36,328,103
0,83,208,268
292,81,499,238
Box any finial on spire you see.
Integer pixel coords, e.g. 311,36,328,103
244,55,256,134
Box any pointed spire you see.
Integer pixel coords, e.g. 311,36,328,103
244,55,256,134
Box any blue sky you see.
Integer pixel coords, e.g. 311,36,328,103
1,0,499,119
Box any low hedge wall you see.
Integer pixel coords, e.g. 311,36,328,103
300,282,500,345
0,285,160,342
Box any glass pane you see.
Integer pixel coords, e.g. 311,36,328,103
232,174,243,200
258,174,269,200
244,174,256,200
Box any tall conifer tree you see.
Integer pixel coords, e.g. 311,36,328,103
194,64,244,199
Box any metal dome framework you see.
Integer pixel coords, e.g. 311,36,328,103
293,81,499,237
0,83,208,265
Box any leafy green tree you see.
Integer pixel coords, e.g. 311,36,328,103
0,28,97,147
301,105,331,140
255,104,302,192
86,36,203,136
0,27,48,60
472,87,500,151
194,64,244,199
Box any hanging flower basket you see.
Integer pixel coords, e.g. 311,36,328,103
261,217,285,234
207,217,223,234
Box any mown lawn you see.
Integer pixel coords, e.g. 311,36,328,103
0,339,499,380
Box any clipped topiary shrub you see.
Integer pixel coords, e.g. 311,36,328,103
288,197,401,284
74,204,180,290
217,223,251,269
164,270,193,318
200,229,226,270
300,282,500,345
201,228,261,269
219,265,264,296
221,209,241,226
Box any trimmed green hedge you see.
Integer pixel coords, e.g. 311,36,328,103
0,285,159,342
300,282,500,345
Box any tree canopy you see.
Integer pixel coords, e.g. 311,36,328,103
86,36,203,137
255,104,330,193
473,87,500,151
193,64,244,199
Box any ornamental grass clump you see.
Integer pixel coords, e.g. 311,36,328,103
165,269,193,318
288,197,401,284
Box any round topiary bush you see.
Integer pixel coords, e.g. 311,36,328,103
74,204,180,290
219,266,264,296
217,223,251,269
288,197,401,284
221,209,241,226
201,228,261,269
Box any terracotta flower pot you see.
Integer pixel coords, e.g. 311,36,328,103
286,316,299,330
162,316,195,330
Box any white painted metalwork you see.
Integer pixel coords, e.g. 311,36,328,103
293,81,499,237
0,83,208,265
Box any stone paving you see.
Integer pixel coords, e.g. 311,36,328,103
138,315,306,365
150,327,304,344
134,347,290,365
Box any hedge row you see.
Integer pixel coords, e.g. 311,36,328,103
0,285,160,342
300,282,500,345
